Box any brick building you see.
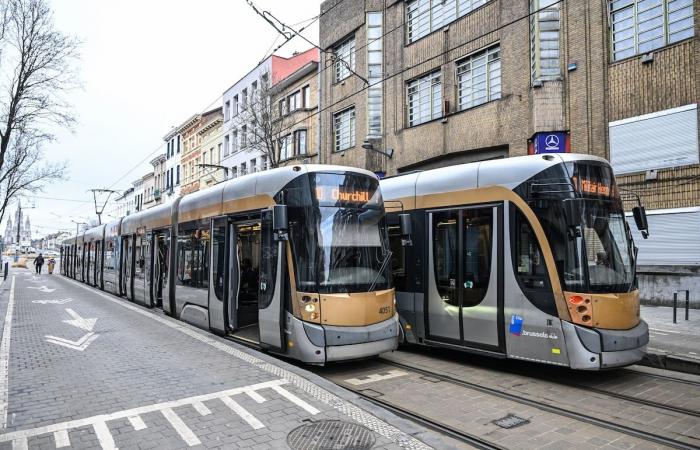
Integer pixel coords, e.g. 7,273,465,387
180,108,223,195
319,0,699,303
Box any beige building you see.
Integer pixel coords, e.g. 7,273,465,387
142,172,156,210
180,108,223,195
271,58,320,166
319,0,699,303
150,154,167,207
197,113,225,189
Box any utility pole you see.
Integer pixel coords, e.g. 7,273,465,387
14,201,21,262
90,189,119,225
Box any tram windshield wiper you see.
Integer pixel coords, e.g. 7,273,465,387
368,250,392,292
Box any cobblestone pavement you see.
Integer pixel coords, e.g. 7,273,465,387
0,269,458,450
642,305,700,362
312,349,700,450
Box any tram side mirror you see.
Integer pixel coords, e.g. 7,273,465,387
273,205,289,241
399,214,413,247
632,206,649,239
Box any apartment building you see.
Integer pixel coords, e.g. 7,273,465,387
197,110,225,189
180,109,222,195
319,0,699,302
221,48,319,178
142,172,156,210
271,55,320,165
150,154,167,207
164,121,188,200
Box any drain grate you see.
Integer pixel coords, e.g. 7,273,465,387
492,414,530,429
287,420,377,450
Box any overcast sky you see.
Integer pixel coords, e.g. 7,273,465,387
11,0,321,239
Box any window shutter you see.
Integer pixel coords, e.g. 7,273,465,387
627,208,700,266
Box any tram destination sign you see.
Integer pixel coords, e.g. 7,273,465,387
315,187,373,204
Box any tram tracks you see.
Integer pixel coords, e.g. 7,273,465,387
379,359,700,450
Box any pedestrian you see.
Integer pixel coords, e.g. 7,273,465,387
47,257,56,275
34,253,45,274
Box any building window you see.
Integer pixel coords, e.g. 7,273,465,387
406,70,442,127
224,135,230,156
279,134,293,160
457,45,501,111
231,166,238,178
334,36,356,82
261,155,267,170
242,89,248,109
241,162,247,175
333,107,356,152
302,85,311,108
232,131,238,152
225,101,231,121
241,125,247,147
407,0,488,44
279,99,286,117
233,95,239,116
288,91,301,112
367,12,383,137
294,129,307,155
251,81,258,100
176,165,180,185
250,158,257,173
610,0,694,62
177,136,181,153
530,0,561,81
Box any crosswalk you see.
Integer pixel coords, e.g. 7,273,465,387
0,379,318,449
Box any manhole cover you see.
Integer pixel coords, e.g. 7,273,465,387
287,420,376,450
492,414,530,429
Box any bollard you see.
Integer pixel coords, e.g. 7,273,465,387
2,262,6,281
685,290,690,321
673,292,677,324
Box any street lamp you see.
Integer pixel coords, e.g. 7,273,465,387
70,219,88,238
197,164,229,181
362,141,394,158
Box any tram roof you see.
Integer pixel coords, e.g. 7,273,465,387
381,153,608,202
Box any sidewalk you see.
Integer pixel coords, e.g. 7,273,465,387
641,305,700,375
0,269,457,450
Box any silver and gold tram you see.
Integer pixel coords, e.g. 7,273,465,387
382,153,650,370
61,165,399,364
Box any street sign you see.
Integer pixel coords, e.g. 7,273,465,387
532,132,569,155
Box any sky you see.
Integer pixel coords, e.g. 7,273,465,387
10,0,321,239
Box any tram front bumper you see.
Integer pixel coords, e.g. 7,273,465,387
287,313,400,364
562,320,649,370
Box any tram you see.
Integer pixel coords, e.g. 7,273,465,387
61,165,399,364
381,153,650,370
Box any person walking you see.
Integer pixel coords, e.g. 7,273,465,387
34,253,45,274
47,257,56,274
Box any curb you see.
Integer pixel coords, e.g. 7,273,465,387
640,351,700,376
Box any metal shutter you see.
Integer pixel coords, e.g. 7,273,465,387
610,104,699,175
627,208,700,266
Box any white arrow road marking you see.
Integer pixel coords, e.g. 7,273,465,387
26,286,56,293
63,308,98,332
45,332,99,352
32,298,73,305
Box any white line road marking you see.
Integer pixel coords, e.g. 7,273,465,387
161,407,201,446
271,385,321,415
0,277,16,429
63,308,98,332
127,415,147,431
53,429,70,447
26,286,56,293
32,298,73,305
649,328,682,334
45,332,99,352
93,421,117,450
0,379,289,446
11,438,27,450
245,389,266,403
191,401,211,416
58,276,433,450
220,396,264,430
345,369,408,386
650,331,668,336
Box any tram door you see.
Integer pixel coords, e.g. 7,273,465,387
93,242,100,286
152,231,170,309
133,232,149,306
122,236,133,299
228,220,262,343
427,204,503,351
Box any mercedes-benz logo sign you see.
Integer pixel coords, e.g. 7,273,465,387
545,134,560,149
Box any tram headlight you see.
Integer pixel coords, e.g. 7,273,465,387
305,304,316,313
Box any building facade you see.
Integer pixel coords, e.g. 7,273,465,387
180,108,223,195
197,110,225,189
271,57,320,166
150,154,167,207
221,49,319,178
319,0,699,304
163,123,185,200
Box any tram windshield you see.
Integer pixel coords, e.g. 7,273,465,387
284,172,391,294
518,161,635,293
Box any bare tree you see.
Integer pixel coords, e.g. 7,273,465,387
0,0,79,174
232,79,296,170
0,131,66,226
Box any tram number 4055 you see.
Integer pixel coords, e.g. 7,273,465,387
379,306,391,314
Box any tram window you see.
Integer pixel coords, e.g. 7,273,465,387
177,225,209,289
510,205,557,316
463,208,492,308
387,221,407,292
213,224,226,301
259,211,278,309
432,210,459,306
